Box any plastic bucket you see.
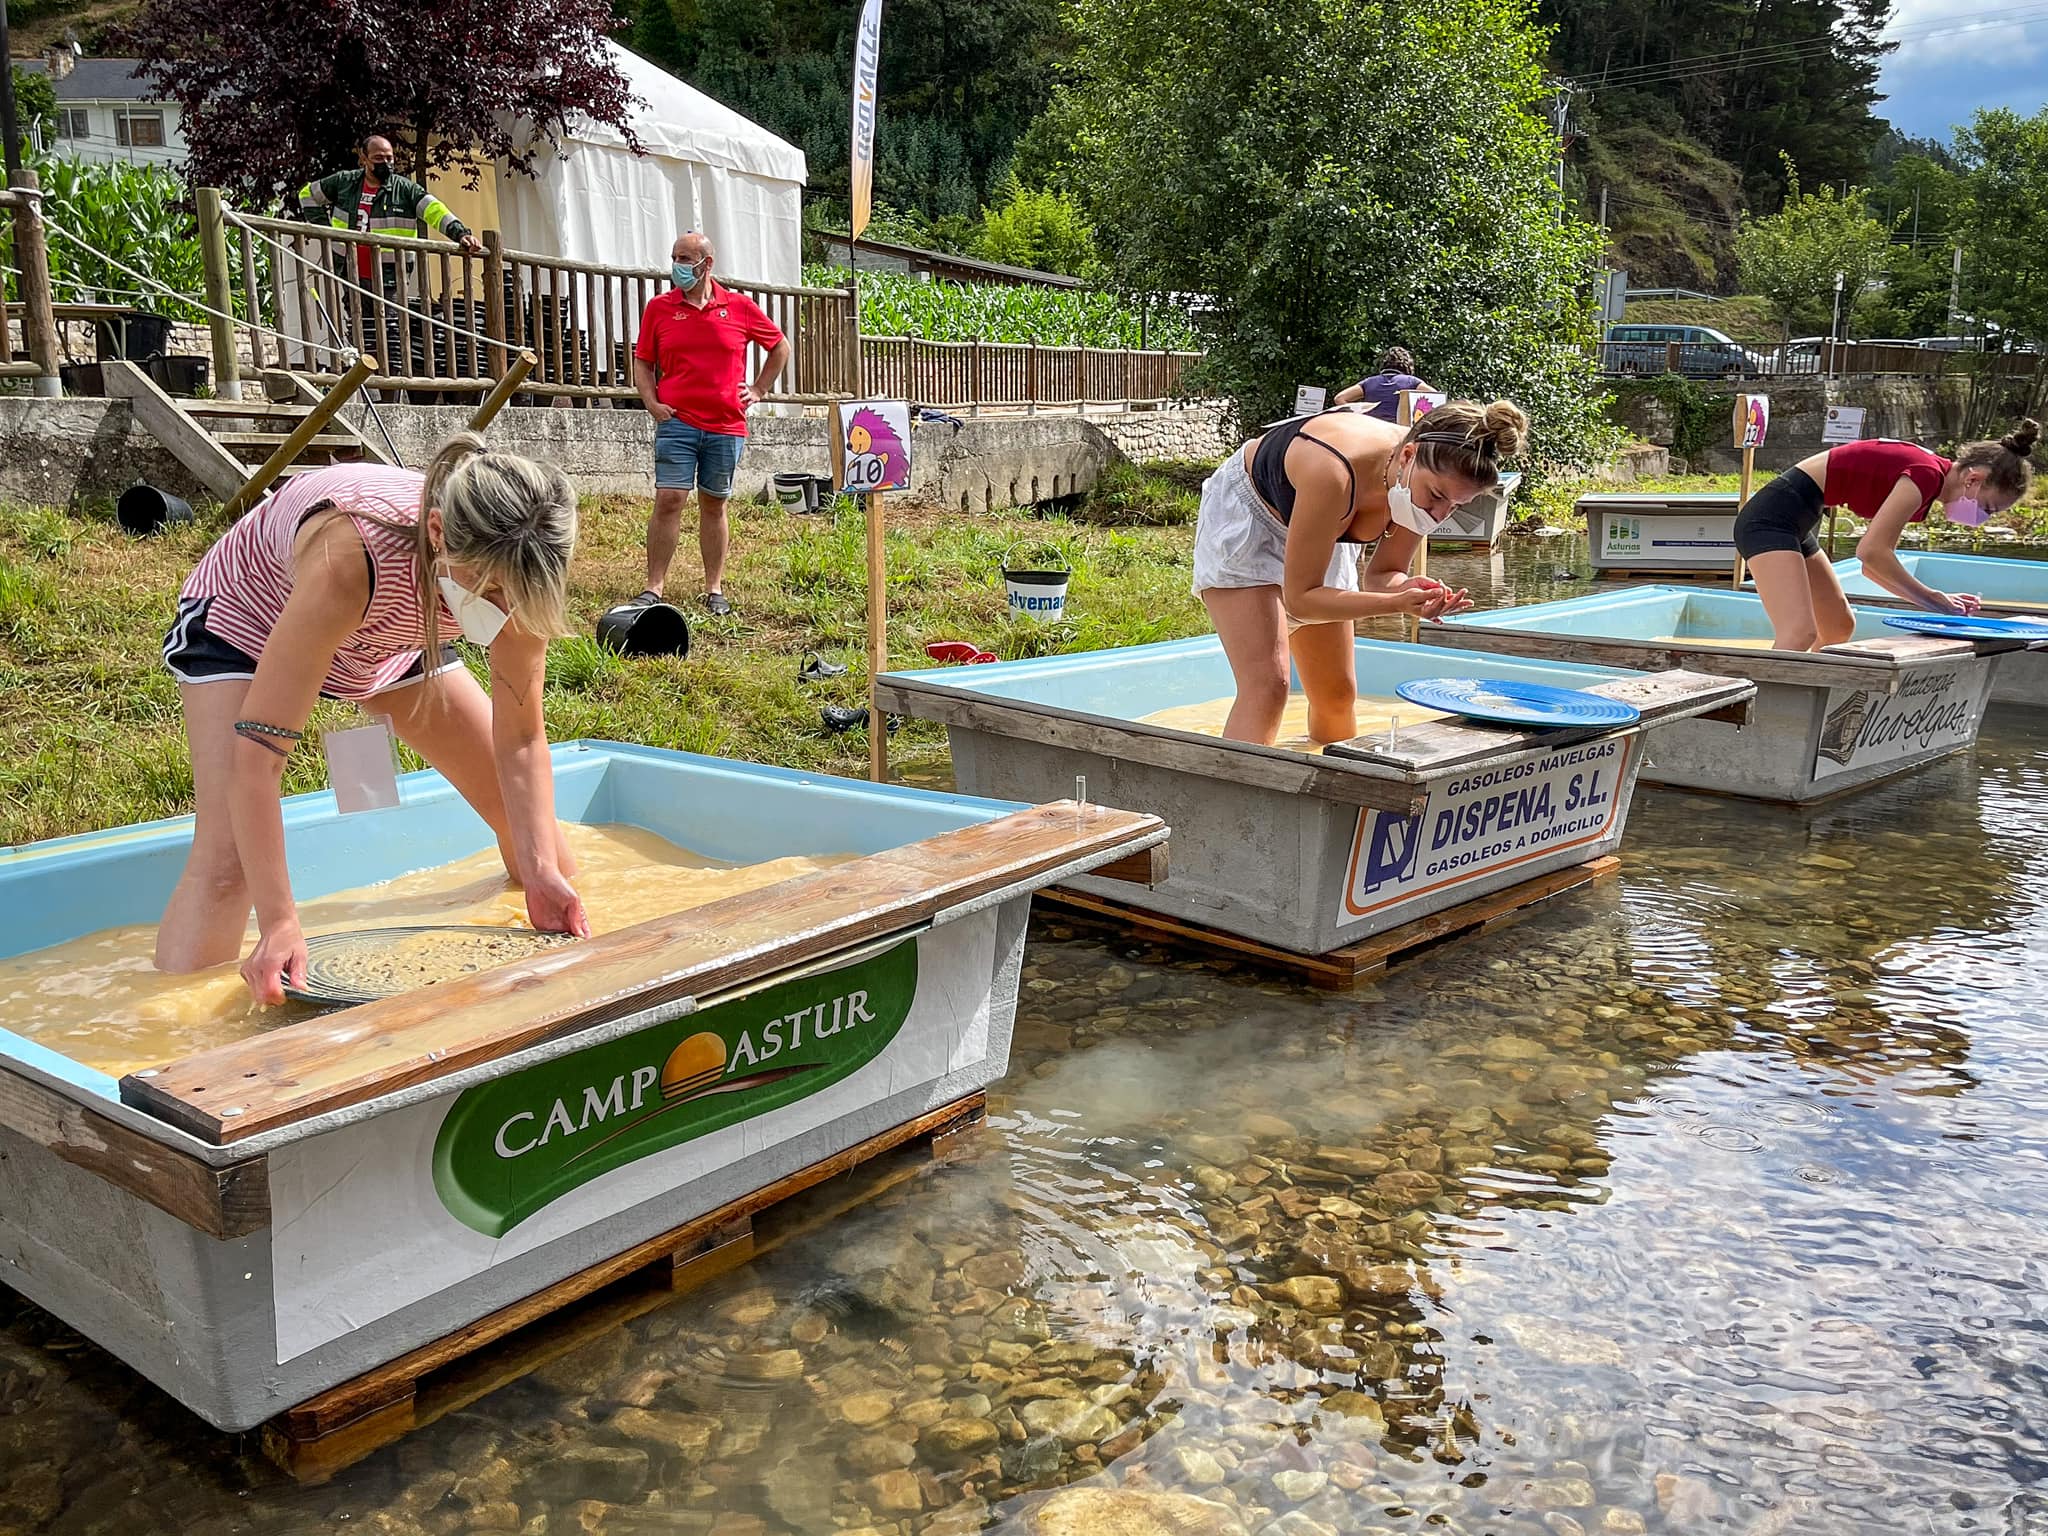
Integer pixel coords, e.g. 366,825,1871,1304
1003,547,1072,624
773,472,811,512
595,600,691,658
115,484,194,537
94,311,173,362
811,474,836,511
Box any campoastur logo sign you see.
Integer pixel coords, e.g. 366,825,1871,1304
432,939,920,1237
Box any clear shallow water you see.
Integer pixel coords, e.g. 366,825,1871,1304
4,540,2048,1536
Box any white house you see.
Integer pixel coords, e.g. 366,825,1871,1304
17,49,188,170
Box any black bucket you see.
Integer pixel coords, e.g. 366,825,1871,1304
116,484,194,537
94,310,174,362
595,600,690,658
145,356,211,397
811,474,836,511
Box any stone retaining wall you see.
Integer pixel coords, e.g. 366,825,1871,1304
0,397,1231,512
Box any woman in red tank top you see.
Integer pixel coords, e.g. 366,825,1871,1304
1733,421,2038,650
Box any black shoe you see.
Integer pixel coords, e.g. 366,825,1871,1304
798,651,849,683
820,706,900,734
705,592,734,617
629,589,662,607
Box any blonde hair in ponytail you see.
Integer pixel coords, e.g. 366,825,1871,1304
410,432,578,673
1403,399,1530,490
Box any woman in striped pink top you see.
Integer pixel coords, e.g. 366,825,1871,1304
155,433,590,1005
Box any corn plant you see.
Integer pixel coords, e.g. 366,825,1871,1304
8,155,266,325
803,266,1199,350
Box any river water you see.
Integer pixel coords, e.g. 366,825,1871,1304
2,539,2046,1535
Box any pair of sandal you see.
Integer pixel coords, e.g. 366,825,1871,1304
632,590,731,618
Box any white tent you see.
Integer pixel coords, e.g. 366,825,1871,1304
497,42,807,289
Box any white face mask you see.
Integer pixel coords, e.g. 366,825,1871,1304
1386,455,1440,535
437,573,510,646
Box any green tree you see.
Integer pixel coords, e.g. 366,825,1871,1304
1734,158,1890,334
975,175,1098,276
13,67,57,146
1059,0,1610,461
628,0,690,74
1953,106,2048,346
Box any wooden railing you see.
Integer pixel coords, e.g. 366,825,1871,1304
229,211,860,402
213,201,1202,411
860,337,1202,409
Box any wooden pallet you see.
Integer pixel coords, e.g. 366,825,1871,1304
262,1092,987,1483
1038,856,1621,989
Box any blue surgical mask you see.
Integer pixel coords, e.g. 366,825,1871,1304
673,260,702,290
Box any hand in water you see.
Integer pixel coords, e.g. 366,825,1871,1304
526,866,592,939
243,919,307,1007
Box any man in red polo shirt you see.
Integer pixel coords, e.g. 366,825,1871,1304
631,232,792,616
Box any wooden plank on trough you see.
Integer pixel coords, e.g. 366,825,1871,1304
873,677,1430,814
0,1064,268,1238
1422,623,1911,692
1821,634,2016,661
119,804,1163,1145
1322,670,1753,773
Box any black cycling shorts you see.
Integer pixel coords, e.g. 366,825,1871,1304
1733,467,1824,560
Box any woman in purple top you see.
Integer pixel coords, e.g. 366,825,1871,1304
1335,347,1433,421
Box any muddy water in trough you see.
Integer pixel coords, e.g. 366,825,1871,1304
5,539,2048,1535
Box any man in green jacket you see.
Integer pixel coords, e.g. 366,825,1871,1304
294,134,483,372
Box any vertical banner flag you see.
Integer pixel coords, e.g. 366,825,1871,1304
849,0,884,240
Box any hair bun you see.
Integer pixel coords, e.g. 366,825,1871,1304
1479,400,1531,459
2001,418,2041,457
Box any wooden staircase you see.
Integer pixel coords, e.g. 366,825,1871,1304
104,360,393,512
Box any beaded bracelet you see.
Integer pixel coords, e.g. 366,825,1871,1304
234,720,304,759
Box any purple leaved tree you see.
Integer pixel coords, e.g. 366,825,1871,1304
122,0,642,204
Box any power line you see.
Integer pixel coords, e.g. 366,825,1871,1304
1569,5,2048,93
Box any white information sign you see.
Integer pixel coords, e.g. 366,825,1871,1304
1338,737,1633,922
1812,661,1990,781
1822,405,1867,445
1293,385,1328,417
267,912,999,1362
1598,513,1736,563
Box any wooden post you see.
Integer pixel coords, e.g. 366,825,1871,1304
1027,341,1039,415
1731,444,1755,588
228,352,379,516
1728,392,1767,588
196,188,243,401
482,230,508,379
865,489,888,783
237,222,267,372
467,349,537,434
7,169,61,396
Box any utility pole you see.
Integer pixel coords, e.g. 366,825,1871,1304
1948,245,1962,331
0,0,22,178
1552,82,1574,219
1911,188,1920,246
1597,185,1608,240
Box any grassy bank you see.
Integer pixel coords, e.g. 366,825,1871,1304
0,486,1212,846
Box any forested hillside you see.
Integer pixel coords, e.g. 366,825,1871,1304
1539,0,1894,287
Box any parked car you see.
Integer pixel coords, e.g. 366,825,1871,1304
1602,323,1764,378
1762,335,1861,373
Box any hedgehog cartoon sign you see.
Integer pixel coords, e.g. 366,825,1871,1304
833,400,914,494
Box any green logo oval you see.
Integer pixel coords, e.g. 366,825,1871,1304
432,939,920,1236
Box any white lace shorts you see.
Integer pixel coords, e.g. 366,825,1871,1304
1191,451,1360,629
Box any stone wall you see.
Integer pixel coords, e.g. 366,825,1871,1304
0,397,1232,511
1605,374,2006,473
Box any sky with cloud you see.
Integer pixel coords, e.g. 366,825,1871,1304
1877,0,2048,141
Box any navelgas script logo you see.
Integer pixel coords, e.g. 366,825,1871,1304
431,940,920,1237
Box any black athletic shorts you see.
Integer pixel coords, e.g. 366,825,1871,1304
1733,467,1825,560
161,596,454,699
